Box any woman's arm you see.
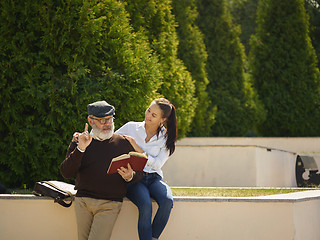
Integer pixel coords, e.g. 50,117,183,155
122,135,144,153
121,134,170,171
116,122,144,153
145,146,170,171
116,121,170,170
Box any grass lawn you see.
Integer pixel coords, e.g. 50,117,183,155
171,187,319,197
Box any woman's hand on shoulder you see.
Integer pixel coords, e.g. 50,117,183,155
122,135,136,144
122,135,144,153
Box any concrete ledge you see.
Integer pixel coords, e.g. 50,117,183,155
1,191,320,240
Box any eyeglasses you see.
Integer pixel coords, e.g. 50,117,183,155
90,116,114,124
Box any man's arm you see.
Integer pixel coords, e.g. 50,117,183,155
60,141,83,179
60,123,92,179
129,171,144,183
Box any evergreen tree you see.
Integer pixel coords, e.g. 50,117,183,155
122,0,196,137
228,0,259,56
228,0,320,64
249,0,320,136
172,0,214,136
197,0,264,136
0,0,161,187
305,0,320,68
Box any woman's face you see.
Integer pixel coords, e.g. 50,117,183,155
145,102,165,127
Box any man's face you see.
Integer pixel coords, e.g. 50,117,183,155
89,115,114,140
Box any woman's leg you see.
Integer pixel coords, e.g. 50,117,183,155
148,174,173,239
127,180,153,240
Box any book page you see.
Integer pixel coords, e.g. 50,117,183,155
129,152,147,158
112,154,130,161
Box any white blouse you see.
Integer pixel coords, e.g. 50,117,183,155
115,121,169,178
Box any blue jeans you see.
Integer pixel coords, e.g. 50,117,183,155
126,173,173,240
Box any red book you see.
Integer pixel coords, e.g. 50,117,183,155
107,152,148,174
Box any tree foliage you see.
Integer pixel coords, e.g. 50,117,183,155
0,0,161,187
122,0,196,137
305,0,320,68
197,0,264,136
249,0,320,136
229,0,320,67
172,0,214,136
228,0,259,55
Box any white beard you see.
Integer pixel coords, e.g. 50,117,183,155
92,122,114,141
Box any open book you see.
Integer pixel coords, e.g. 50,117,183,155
107,152,148,174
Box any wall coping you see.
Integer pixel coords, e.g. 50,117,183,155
2,190,320,203
177,137,320,143
174,144,297,154
175,137,320,154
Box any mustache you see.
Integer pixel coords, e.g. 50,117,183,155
102,126,112,130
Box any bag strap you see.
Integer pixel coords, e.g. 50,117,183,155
54,196,72,207
41,181,74,208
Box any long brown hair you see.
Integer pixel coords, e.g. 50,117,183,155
154,98,177,156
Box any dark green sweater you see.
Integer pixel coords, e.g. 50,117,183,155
60,133,143,201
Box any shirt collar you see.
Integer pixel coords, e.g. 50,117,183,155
139,121,166,138
137,121,145,129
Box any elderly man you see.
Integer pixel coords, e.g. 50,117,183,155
61,100,143,240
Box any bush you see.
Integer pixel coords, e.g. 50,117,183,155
0,0,161,188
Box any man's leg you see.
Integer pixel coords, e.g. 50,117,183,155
74,197,94,240
88,199,122,240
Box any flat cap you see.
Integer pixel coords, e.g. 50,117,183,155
87,100,115,118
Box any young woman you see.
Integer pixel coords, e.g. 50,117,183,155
116,98,177,240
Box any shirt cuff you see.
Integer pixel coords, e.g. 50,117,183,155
77,146,85,153
125,171,135,182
